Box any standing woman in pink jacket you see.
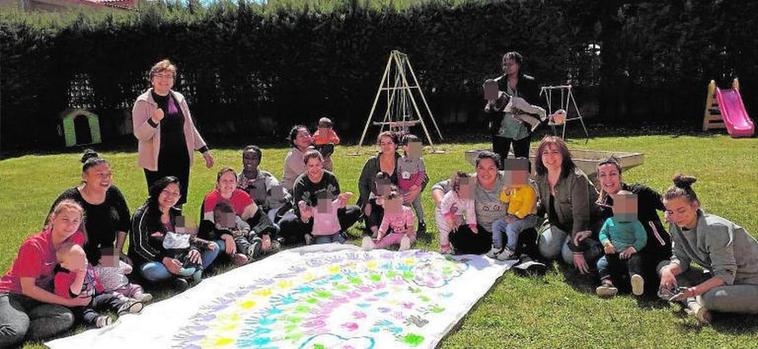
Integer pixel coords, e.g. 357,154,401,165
132,59,214,207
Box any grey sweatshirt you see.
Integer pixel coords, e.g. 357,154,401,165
670,210,758,286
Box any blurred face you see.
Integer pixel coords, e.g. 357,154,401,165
597,164,622,195
317,197,332,214
151,70,175,95
612,194,638,222
384,197,402,214
214,210,235,229
159,183,181,210
242,150,261,173
82,163,112,191
504,159,529,186
306,157,324,180
50,208,82,239
502,57,520,77
541,144,563,173
404,141,422,159
457,178,474,200
294,128,313,150
664,197,699,230
59,249,86,271
217,172,237,198
378,136,397,155
476,158,498,188
374,176,391,196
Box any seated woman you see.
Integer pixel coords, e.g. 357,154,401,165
282,125,314,192
595,156,671,295
48,149,130,266
200,168,278,263
279,150,361,245
237,145,291,225
430,151,540,259
129,177,221,291
659,174,758,324
535,136,602,274
0,200,90,347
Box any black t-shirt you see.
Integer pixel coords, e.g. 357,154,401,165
151,91,187,161
49,186,131,265
292,171,341,218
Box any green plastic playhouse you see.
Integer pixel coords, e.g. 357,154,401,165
60,109,102,147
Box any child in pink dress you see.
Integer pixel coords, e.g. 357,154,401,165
301,192,353,244
362,191,416,250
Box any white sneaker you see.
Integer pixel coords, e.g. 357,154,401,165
304,234,313,245
136,293,153,303
485,247,501,259
596,284,618,298
631,274,645,296
496,247,516,261
399,235,411,251
361,236,375,250
686,302,712,324
95,315,113,328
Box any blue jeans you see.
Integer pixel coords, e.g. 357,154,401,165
140,240,222,283
492,215,538,250
538,225,602,265
313,232,346,244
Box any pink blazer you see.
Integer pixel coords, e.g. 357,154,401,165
132,89,207,171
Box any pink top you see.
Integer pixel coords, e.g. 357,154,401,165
378,206,416,236
312,199,345,236
440,191,477,226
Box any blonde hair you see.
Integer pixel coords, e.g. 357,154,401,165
47,200,87,242
149,59,177,80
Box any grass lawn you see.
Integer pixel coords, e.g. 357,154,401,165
1,134,756,348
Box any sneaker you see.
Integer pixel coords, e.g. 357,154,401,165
117,300,144,316
631,274,645,296
596,280,618,298
233,253,249,266
440,244,452,255
496,247,517,261
172,277,190,292
269,240,281,253
399,235,412,251
361,236,375,250
135,292,153,303
304,234,313,245
686,302,712,324
485,247,501,259
417,221,427,234
247,239,262,260
95,315,113,328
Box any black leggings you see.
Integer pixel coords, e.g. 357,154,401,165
278,205,362,245
492,135,530,169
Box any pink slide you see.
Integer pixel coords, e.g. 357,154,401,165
715,87,755,138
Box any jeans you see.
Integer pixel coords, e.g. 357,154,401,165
0,293,75,347
74,293,128,327
313,232,346,244
538,225,602,266
492,215,539,250
658,262,758,314
492,135,530,170
139,240,222,284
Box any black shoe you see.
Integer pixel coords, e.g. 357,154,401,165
417,221,427,234
172,277,189,292
512,255,547,276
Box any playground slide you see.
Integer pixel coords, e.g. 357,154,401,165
715,87,755,138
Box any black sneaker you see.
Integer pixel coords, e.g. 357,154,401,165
172,277,190,292
417,221,427,234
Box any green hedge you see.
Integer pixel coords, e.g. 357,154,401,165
1,0,755,150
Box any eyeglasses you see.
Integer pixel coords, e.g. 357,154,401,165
161,190,181,198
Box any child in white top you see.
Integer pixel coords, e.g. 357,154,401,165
435,171,477,254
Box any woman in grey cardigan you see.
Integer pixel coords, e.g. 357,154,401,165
534,136,602,274
659,174,758,324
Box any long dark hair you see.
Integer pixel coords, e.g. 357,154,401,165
142,176,182,230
